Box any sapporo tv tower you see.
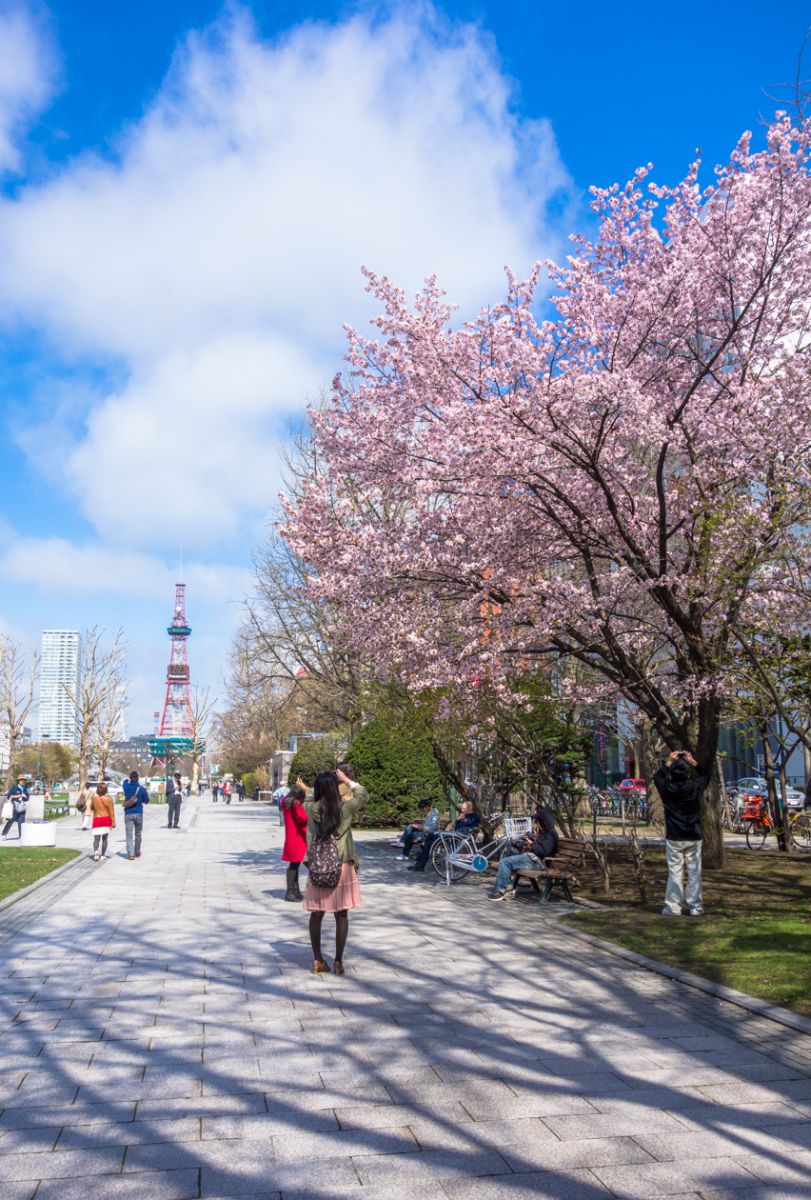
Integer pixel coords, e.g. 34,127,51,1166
148,583,202,768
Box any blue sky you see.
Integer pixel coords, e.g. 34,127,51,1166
0,0,808,731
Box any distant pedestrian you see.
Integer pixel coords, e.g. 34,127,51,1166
212,782,220,802
301,766,367,976
1,777,29,840
281,784,308,902
653,750,709,917
166,772,183,828
223,781,232,805
121,771,150,860
77,786,92,831
237,780,245,802
88,782,115,861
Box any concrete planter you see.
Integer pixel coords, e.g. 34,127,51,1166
21,822,56,847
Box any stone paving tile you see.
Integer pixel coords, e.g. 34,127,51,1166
440,1170,613,1198
732,1148,811,1186
0,1102,136,1128
0,1145,125,1181
56,1116,201,1149
0,1185,36,1200
34,1168,201,1199
498,1135,657,1172
592,1157,763,1196
201,1150,360,1196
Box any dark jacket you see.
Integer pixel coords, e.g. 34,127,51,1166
528,806,557,860
653,766,709,841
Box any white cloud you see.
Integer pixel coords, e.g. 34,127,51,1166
0,3,571,549
0,5,55,172
0,534,252,603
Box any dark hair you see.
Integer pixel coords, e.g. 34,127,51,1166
670,760,690,779
420,798,433,809
284,784,306,808
96,782,108,796
129,771,139,782
336,761,355,781
313,771,342,838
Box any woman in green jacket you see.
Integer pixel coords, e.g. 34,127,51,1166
301,766,367,976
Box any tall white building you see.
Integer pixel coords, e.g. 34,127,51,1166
39,630,81,746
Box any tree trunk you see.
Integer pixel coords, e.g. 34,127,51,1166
696,697,724,868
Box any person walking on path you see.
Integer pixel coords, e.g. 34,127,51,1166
653,750,709,917
281,784,308,902
121,771,150,860
212,781,220,802
1,777,29,840
88,782,115,861
488,806,558,901
396,798,440,860
407,799,479,872
301,766,367,976
166,772,183,828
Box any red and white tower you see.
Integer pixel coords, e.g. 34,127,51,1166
156,583,194,738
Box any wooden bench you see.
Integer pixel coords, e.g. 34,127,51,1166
512,837,588,904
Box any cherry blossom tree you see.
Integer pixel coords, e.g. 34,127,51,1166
285,113,811,867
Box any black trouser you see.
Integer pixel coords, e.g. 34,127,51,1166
2,812,24,838
167,796,181,827
413,831,440,869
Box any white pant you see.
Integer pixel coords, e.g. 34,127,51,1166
664,839,703,913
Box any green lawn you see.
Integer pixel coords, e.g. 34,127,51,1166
563,845,811,1016
0,847,80,902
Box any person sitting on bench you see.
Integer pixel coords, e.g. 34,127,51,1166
407,800,479,872
397,799,440,860
489,806,557,901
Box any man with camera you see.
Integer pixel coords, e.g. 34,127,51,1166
653,750,709,917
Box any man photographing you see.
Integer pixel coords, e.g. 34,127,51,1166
653,750,709,917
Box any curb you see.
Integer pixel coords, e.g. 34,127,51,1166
556,919,811,1036
0,850,88,914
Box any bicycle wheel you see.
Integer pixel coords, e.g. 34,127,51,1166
791,814,811,850
430,834,469,882
745,820,768,850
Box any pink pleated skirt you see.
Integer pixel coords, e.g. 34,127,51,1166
302,862,362,912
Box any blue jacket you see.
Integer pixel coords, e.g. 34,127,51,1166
454,812,479,834
122,780,150,815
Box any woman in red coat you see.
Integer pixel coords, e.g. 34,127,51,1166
281,785,308,901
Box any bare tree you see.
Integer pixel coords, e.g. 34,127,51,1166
0,637,39,788
93,677,127,781
62,629,126,792
189,686,214,793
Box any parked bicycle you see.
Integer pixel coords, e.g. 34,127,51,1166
430,817,533,884
742,796,811,850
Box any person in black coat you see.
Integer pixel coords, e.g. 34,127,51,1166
653,750,709,917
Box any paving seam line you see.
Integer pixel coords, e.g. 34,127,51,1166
553,919,811,1036
0,850,93,914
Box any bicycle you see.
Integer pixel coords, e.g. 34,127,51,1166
430,817,533,884
743,797,811,850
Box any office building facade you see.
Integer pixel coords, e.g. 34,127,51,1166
39,630,81,746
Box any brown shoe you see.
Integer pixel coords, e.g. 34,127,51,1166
333,961,345,976
311,959,330,975
128,856,135,861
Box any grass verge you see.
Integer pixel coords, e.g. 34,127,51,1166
562,845,811,1017
0,847,81,902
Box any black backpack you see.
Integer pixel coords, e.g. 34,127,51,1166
308,833,342,889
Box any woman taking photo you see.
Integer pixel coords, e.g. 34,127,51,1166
88,781,116,861
301,766,367,976
281,784,308,902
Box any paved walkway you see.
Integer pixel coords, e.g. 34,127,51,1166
1,800,810,1200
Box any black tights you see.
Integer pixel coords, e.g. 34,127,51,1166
309,910,349,963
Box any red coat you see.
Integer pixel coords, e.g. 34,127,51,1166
281,797,308,862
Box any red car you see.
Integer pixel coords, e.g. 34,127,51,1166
617,778,647,796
